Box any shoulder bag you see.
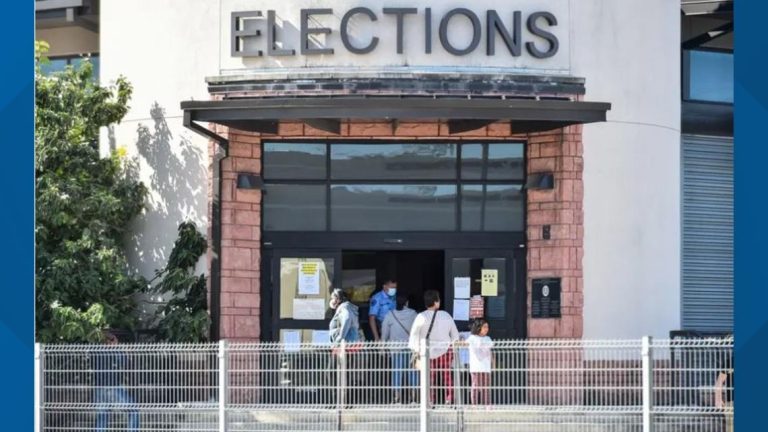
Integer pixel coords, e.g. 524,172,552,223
410,310,438,370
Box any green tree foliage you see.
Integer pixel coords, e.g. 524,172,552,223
149,222,210,342
35,41,148,342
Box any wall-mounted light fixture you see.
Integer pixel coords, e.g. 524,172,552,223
525,172,555,190
236,173,263,190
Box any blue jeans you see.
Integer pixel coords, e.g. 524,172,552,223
94,387,139,432
391,350,418,390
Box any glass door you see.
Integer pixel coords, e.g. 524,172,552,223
445,248,527,405
262,249,341,343
444,249,526,339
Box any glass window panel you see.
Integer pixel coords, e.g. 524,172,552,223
487,143,525,180
331,143,457,180
70,56,98,80
461,185,483,231
90,55,100,80
331,184,456,231
460,143,483,180
450,257,506,318
279,257,334,319
484,185,525,231
263,184,326,231
486,296,506,319
687,50,733,103
40,58,68,76
461,185,524,231
263,143,327,179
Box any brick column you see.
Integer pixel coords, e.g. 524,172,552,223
217,131,263,341
526,125,584,338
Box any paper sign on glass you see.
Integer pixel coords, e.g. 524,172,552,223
298,261,321,295
481,269,498,296
292,298,326,320
311,330,331,346
282,330,301,352
469,295,485,319
454,277,471,299
453,299,470,321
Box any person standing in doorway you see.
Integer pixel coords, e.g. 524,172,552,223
369,279,397,341
467,318,494,407
409,290,459,405
93,331,139,432
381,294,418,403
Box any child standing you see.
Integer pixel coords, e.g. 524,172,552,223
467,319,494,406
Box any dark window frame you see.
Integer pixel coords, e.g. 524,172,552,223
262,139,527,233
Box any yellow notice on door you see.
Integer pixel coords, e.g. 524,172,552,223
481,269,498,296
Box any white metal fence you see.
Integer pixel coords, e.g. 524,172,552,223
35,337,733,432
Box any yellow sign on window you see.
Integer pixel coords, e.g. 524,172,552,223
481,269,498,296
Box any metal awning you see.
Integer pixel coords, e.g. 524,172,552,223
181,96,611,135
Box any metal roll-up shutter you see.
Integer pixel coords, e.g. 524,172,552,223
682,135,733,332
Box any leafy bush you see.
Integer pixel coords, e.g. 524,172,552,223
35,41,148,342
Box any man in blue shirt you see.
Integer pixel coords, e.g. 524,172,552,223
369,279,397,341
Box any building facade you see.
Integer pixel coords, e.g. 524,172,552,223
36,0,733,342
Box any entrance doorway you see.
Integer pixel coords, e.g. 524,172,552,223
260,239,526,342
342,250,444,340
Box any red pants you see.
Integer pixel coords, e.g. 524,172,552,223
470,372,491,405
429,351,454,404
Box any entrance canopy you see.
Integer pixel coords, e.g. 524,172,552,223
181,74,611,135
182,96,610,135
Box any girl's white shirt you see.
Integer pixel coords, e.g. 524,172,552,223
467,334,494,373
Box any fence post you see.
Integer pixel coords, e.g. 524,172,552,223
642,336,654,432
218,340,228,432
453,345,464,432
336,341,346,432
35,343,43,432
420,340,430,432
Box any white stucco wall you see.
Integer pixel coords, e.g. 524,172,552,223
99,0,682,337
572,0,681,338
100,0,221,284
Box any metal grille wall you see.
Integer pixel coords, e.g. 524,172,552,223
681,135,733,331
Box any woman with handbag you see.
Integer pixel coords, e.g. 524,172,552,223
381,294,418,404
408,290,460,405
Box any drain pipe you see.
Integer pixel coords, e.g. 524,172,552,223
183,111,228,341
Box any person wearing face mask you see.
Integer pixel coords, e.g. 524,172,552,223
368,279,398,341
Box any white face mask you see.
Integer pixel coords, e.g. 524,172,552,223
387,288,397,297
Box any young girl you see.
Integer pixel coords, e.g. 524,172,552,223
467,318,494,406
